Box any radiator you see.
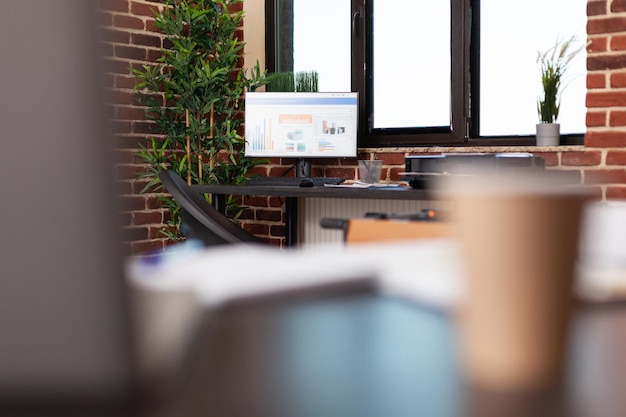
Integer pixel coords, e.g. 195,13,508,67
299,198,453,248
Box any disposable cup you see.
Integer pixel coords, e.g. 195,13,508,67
439,174,591,391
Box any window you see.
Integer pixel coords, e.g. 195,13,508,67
372,1,451,129
266,0,587,147
477,0,587,139
266,0,352,91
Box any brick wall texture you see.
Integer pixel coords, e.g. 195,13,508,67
101,0,626,255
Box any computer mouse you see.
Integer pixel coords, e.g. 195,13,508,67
299,178,314,187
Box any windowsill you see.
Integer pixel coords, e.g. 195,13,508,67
359,145,586,154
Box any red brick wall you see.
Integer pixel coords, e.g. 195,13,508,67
99,0,167,255
586,0,626,199
101,0,626,254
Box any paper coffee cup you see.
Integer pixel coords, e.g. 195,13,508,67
439,174,592,391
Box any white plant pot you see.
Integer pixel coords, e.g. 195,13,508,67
536,123,560,146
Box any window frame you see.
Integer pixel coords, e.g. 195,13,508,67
265,0,585,148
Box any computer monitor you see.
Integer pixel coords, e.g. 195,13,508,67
244,92,358,177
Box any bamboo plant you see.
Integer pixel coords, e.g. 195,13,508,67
132,0,269,241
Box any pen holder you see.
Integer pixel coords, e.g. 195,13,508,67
358,160,383,184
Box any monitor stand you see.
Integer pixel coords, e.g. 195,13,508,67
295,158,312,178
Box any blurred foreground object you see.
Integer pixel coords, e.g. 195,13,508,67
439,174,592,392
0,0,138,409
577,202,626,301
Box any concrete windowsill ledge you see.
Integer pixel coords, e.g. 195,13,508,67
361,145,586,154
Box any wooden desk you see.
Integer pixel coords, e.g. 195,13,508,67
157,294,626,417
191,183,432,201
191,184,435,246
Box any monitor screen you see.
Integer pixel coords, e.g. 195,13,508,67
244,92,358,158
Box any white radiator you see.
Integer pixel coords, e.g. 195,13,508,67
299,198,453,248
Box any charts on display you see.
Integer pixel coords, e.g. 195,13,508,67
244,92,358,158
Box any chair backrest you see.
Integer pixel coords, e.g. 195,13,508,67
345,218,454,245
158,170,264,246
321,210,454,245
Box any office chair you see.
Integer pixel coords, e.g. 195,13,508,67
158,170,264,246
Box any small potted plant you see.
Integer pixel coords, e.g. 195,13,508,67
266,70,319,92
536,35,582,146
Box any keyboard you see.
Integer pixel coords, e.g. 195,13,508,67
246,176,346,186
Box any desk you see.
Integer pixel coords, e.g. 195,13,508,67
157,293,626,417
191,184,434,246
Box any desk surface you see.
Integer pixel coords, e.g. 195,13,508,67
192,183,435,247
157,293,626,417
192,183,434,200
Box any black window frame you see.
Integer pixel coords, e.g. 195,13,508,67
265,0,584,148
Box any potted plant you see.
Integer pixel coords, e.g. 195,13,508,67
536,35,582,146
266,70,319,92
132,0,270,241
